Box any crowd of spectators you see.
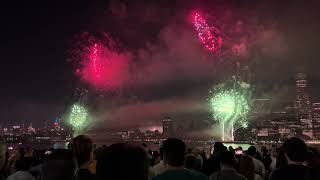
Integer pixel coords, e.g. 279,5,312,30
0,135,319,180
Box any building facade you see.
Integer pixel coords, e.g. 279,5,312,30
295,73,313,139
312,103,320,139
162,116,173,138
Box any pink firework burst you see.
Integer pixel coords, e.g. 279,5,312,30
80,42,130,90
192,12,222,52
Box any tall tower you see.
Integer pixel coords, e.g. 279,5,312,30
162,116,173,138
312,103,320,139
295,73,313,139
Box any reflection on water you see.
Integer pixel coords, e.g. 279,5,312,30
223,143,251,150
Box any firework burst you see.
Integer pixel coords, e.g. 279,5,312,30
209,89,249,125
68,103,88,132
192,11,223,52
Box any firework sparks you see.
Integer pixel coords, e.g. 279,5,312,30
192,11,222,52
209,88,249,141
209,89,249,123
78,41,130,90
68,103,88,131
90,43,102,80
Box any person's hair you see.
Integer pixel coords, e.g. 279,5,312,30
220,150,235,167
18,147,25,159
41,149,77,180
96,143,149,180
151,151,160,166
276,147,287,168
185,155,196,169
239,155,255,180
159,146,164,160
283,137,307,162
247,146,256,156
214,142,224,153
162,138,186,167
69,135,93,167
0,136,6,170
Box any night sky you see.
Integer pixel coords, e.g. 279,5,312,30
1,0,320,131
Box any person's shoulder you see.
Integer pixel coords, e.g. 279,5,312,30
78,169,95,180
208,172,218,180
152,171,168,180
254,174,263,180
185,169,207,179
153,169,207,180
235,172,248,180
253,157,264,165
269,168,284,180
153,162,165,170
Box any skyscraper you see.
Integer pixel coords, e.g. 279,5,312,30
162,116,173,138
312,103,320,139
295,73,313,139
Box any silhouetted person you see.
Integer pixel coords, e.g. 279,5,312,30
41,149,77,180
0,137,6,180
247,146,265,178
209,151,247,180
153,138,206,180
306,147,320,180
239,155,262,180
96,143,149,180
229,146,235,155
275,147,287,169
270,137,313,180
151,151,161,166
261,146,272,173
203,142,224,175
69,135,95,180
185,155,196,170
152,146,166,176
193,148,204,171
7,171,35,180
14,148,32,171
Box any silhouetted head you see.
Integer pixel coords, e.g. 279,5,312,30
228,146,234,151
185,155,196,169
41,149,77,180
96,143,149,180
247,146,256,156
220,150,235,167
239,155,255,180
283,137,307,162
214,142,224,153
162,138,186,167
69,135,93,167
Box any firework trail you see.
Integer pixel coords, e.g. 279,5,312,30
90,43,102,81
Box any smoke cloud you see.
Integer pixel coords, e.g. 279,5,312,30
70,0,320,136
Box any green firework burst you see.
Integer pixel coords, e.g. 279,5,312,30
68,103,88,131
209,89,249,125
